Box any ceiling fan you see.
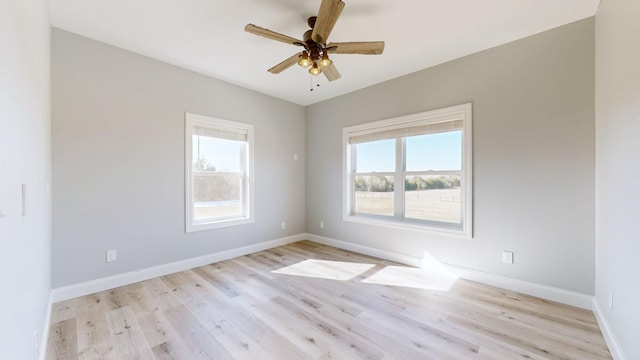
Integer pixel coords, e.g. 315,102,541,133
245,0,384,82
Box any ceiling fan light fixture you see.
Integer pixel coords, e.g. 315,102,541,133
245,0,384,82
319,52,332,67
298,51,312,67
309,62,322,76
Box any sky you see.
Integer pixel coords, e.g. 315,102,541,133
356,131,462,173
194,130,462,173
193,135,242,172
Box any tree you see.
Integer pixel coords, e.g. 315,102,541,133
405,175,460,191
355,176,368,191
405,177,418,190
193,157,216,172
369,175,393,192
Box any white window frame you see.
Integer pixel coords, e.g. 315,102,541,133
342,103,472,238
185,112,254,232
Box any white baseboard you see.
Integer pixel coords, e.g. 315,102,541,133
444,263,593,309
306,233,593,310
51,233,306,302
593,298,626,360
306,233,424,267
53,232,594,309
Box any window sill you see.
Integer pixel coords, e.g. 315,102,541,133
343,214,472,239
186,217,254,233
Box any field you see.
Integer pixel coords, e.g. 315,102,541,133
194,202,241,220
355,188,461,223
193,188,461,224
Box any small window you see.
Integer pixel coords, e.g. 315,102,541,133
185,113,254,232
343,104,472,237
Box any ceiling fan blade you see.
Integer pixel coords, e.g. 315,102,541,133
323,63,341,81
326,41,385,55
311,0,345,44
268,53,301,74
245,24,304,46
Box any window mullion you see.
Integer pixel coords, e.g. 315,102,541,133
350,144,357,216
240,143,247,217
394,137,404,219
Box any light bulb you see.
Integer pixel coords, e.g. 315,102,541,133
309,63,322,76
319,52,332,67
298,52,311,67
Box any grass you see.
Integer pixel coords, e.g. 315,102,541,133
355,188,461,223
194,204,241,220
194,188,462,224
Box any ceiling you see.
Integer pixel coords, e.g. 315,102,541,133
48,0,599,106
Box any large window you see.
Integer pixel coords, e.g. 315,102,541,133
343,104,472,237
185,113,254,232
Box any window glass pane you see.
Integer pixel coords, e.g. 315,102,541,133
193,135,243,172
406,131,462,171
354,175,394,216
355,139,395,173
404,175,461,223
192,135,244,220
193,173,242,220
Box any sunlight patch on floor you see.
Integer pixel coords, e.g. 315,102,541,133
272,251,458,291
271,259,376,281
361,265,457,291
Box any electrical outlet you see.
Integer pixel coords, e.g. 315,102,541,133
293,153,298,161
502,251,514,264
106,250,117,262
320,220,324,229
281,221,286,230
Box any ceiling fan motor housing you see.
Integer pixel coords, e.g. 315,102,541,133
303,30,314,43
303,27,324,62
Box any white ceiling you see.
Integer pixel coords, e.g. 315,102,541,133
48,0,599,106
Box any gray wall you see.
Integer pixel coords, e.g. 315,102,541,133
595,0,640,358
0,0,52,358
306,18,595,294
52,29,306,287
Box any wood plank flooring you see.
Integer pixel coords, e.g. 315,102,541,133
47,241,612,359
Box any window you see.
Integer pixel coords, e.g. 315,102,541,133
343,104,472,237
185,113,254,232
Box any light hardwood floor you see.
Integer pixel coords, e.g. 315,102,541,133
47,241,611,359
